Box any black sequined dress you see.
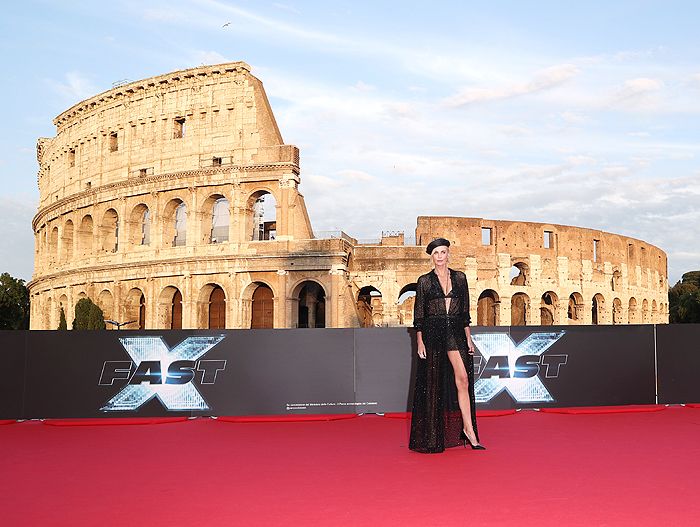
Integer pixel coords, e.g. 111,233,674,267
409,268,479,453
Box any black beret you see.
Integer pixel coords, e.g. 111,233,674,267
426,237,450,255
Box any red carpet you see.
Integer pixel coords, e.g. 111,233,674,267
2,408,700,526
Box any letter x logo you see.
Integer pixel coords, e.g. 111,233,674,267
472,332,565,403
101,336,225,412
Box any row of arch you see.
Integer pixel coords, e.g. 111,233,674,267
359,283,665,327
479,290,666,326
44,279,327,330
38,190,277,262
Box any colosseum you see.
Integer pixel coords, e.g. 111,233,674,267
28,62,669,330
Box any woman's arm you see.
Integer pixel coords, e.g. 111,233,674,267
414,276,427,358
461,272,475,353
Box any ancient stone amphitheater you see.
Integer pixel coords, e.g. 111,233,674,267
29,62,669,330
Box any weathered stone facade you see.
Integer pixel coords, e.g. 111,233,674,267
29,62,668,330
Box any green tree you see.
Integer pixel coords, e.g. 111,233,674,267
72,297,106,330
0,272,30,329
58,307,68,330
669,271,700,323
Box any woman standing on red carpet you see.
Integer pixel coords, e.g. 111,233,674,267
409,237,485,453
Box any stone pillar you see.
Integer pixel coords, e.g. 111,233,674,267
182,274,194,329
275,270,288,328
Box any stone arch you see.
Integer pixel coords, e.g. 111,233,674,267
45,296,53,330
651,299,658,321
592,293,606,325
611,269,622,291
62,220,74,262
510,261,529,286
397,283,417,326
251,283,274,328
291,279,327,328
124,288,146,330
247,189,278,241
511,292,530,326
540,291,558,326
97,290,114,329
78,214,93,255
240,280,276,329
628,297,638,323
163,198,187,247
202,194,230,244
613,297,623,324
197,283,227,329
58,294,69,328
128,203,150,246
100,208,119,253
568,292,584,323
477,289,500,326
642,299,649,323
357,285,382,327
156,286,182,329
48,225,59,263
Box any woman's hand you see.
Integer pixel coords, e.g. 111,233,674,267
467,338,475,355
417,342,427,359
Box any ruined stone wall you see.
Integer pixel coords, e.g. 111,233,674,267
349,217,668,327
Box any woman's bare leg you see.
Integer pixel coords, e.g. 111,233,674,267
447,350,479,444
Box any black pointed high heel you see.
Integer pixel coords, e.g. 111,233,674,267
460,430,486,450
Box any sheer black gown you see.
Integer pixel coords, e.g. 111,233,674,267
409,268,479,453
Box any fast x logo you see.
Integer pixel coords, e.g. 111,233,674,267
472,332,567,404
99,336,226,411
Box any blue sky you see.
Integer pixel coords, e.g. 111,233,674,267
1,1,699,284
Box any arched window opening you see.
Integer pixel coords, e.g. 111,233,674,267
357,286,382,327
510,262,529,286
511,293,529,326
210,197,230,243
173,203,187,247
62,220,74,262
49,226,59,262
611,269,622,291
568,293,584,323
78,215,94,255
613,298,623,324
592,294,605,325
251,284,274,328
124,288,145,330
250,191,277,241
398,284,417,326
97,290,114,330
627,297,639,324
540,291,558,326
100,209,119,253
208,286,226,329
297,281,326,328
477,290,500,326
156,287,182,329
128,204,150,246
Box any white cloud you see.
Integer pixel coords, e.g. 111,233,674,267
352,81,375,92
444,64,580,107
338,169,374,182
45,72,98,103
191,50,229,65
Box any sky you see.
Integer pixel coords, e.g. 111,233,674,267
1,0,699,284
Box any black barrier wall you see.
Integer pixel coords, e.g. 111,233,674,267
1,325,698,419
